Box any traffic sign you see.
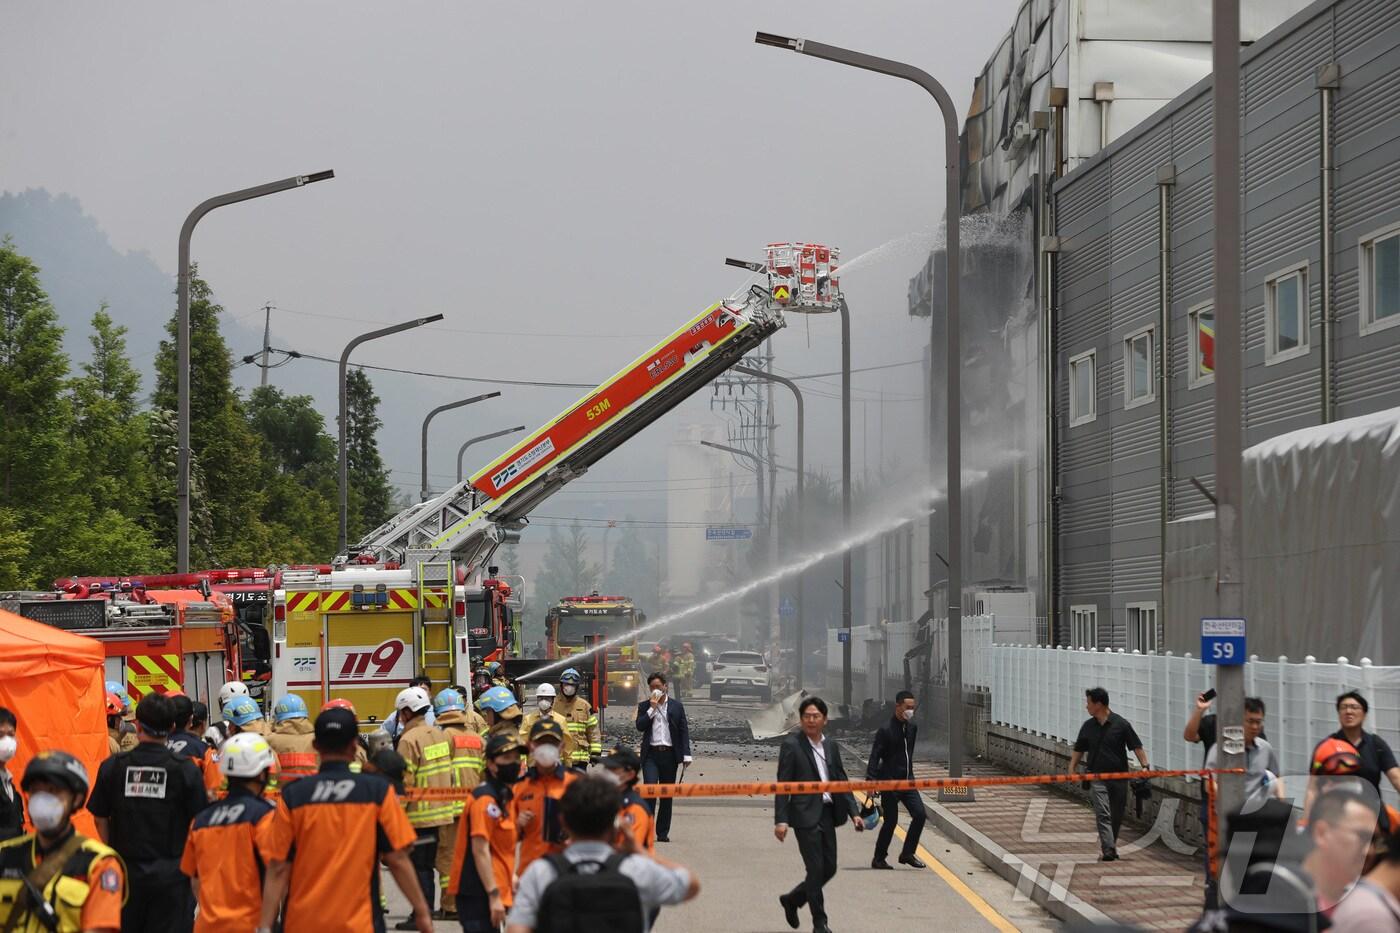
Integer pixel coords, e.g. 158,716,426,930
705,526,753,541
836,631,850,644
1201,617,1246,665
779,596,796,618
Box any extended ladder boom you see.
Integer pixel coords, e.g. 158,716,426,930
353,285,785,570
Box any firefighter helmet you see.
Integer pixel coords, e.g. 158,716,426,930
219,681,250,706
475,686,518,714
104,692,124,716
535,683,557,701
223,696,263,726
484,661,503,676
433,688,465,715
395,686,432,715
273,694,309,723
1312,737,1363,775
560,669,582,686
22,751,89,799
321,698,357,715
220,733,277,778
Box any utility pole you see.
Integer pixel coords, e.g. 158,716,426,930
259,302,273,388
765,342,780,670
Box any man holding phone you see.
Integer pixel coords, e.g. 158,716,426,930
636,672,692,844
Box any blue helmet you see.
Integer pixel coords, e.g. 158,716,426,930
475,686,518,714
223,696,264,726
484,661,503,676
434,688,465,715
857,795,881,831
273,694,309,723
105,680,124,696
559,668,582,686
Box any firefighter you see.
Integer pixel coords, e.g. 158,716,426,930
432,687,485,924
111,689,138,754
222,696,271,738
0,751,125,933
216,681,248,709
450,684,489,733
484,661,508,688
166,694,209,767
554,668,602,766
647,643,670,680
179,733,276,933
519,684,578,767
511,718,578,875
602,744,655,853
394,685,456,928
266,695,318,784
475,686,525,741
676,643,697,696
88,691,207,933
320,698,370,771
446,733,523,932
104,693,124,757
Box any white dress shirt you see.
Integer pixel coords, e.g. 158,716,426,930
649,700,673,746
808,735,832,803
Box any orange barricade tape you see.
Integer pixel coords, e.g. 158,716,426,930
399,768,1243,802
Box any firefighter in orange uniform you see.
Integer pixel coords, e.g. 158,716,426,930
267,695,318,783
432,688,484,923
180,733,277,933
511,718,578,875
446,733,523,932
602,744,655,853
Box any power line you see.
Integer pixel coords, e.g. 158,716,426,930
268,347,596,388
271,305,651,341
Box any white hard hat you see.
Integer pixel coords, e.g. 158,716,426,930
219,681,250,706
535,683,557,700
219,733,276,779
396,686,432,714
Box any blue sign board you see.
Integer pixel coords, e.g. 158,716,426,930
705,526,753,541
779,597,796,618
836,631,850,644
1201,617,1246,665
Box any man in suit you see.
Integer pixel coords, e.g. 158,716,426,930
635,671,691,843
775,696,863,933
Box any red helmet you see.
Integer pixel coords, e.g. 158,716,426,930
321,698,357,715
1312,737,1362,775
105,692,124,716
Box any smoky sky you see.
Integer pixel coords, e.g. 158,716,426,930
2,1,1017,513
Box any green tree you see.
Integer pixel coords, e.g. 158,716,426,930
244,386,339,562
344,368,394,541
0,508,32,588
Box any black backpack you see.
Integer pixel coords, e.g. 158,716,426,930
536,850,644,933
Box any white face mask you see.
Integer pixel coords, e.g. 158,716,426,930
561,685,577,697
902,709,915,722
0,735,16,763
537,699,553,713
28,792,66,833
532,744,561,769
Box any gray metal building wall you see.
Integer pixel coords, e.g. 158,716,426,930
1051,0,1400,649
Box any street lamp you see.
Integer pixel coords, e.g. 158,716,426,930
338,314,445,554
734,364,807,688
756,31,965,778
420,393,502,501
176,169,334,571
457,426,528,483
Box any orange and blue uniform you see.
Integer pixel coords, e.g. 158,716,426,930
447,778,517,910
179,787,276,933
510,764,578,875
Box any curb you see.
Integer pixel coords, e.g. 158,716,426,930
841,741,1115,929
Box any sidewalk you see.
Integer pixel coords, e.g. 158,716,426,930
844,745,1208,931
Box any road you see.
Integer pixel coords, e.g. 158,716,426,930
382,693,1056,931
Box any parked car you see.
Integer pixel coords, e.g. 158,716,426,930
709,650,771,703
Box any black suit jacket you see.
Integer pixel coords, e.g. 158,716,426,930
0,773,23,842
774,730,858,829
635,698,692,760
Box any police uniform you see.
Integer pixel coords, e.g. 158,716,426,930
0,827,126,933
510,762,578,875
517,710,578,766
178,786,276,933
397,715,456,917
447,777,518,933
87,741,207,933
266,717,318,783
553,695,601,766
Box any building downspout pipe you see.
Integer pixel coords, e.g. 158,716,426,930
1317,63,1340,424
1157,164,1176,642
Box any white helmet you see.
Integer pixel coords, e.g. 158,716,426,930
535,683,557,700
219,733,276,779
219,681,250,706
396,686,432,715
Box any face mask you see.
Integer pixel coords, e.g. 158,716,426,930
0,736,16,763
902,709,915,722
538,699,553,713
598,769,623,786
28,792,67,833
532,744,561,769
561,685,577,697
496,762,522,784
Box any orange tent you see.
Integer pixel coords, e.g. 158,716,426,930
0,608,107,836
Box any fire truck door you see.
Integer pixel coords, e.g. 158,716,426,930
182,652,223,712
321,612,416,730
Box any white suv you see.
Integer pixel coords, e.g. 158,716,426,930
709,651,772,703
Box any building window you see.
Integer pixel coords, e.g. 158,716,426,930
1126,602,1158,653
1265,263,1309,364
1069,605,1098,649
1189,302,1214,387
1361,223,1400,336
1069,349,1096,427
1124,328,1154,408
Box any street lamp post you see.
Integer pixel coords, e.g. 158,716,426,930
457,426,528,483
733,364,806,686
176,170,334,571
420,393,502,501
338,315,444,555
756,31,964,777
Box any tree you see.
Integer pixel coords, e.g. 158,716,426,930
344,368,395,541
0,508,31,588
244,386,340,562
534,523,600,612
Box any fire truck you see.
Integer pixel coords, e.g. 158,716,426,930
545,594,643,704
264,250,840,717
2,585,242,713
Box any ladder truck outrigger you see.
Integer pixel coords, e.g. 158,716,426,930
269,244,839,725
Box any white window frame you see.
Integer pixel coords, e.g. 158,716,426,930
1069,605,1098,649
1123,326,1156,410
1360,221,1400,337
1264,262,1310,365
1188,301,1215,388
1126,602,1158,654
1068,349,1097,427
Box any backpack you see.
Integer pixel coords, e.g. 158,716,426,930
536,850,644,933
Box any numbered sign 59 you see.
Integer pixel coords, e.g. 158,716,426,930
1201,618,1246,666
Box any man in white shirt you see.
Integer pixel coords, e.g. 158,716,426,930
635,673,691,843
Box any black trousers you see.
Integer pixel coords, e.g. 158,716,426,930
455,893,495,933
873,789,926,860
788,803,838,926
410,827,440,913
643,745,679,839
123,876,194,933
